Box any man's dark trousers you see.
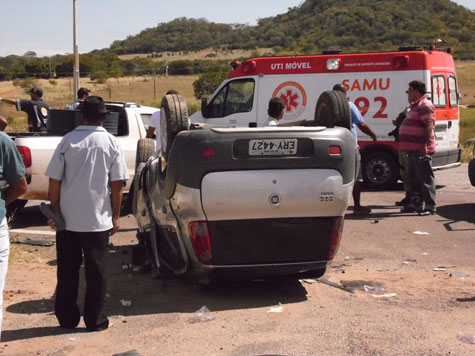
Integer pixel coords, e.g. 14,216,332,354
407,151,436,211
55,230,109,331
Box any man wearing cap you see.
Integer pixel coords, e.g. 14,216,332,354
0,86,49,132
46,96,129,331
65,87,91,111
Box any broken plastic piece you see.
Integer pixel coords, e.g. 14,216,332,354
364,285,385,294
113,350,142,356
450,272,469,277
457,332,475,344
372,293,397,298
433,267,447,272
190,306,215,323
319,279,355,294
413,231,430,235
11,239,54,247
267,303,284,313
300,279,317,284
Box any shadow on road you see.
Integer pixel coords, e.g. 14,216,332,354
1,326,87,342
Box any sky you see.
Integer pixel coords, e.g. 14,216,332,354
1,0,473,57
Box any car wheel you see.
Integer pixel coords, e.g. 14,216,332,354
160,93,190,161
135,138,155,172
469,158,475,186
362,151,398,190
314,90,351,130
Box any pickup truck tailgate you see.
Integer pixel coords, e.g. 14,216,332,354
201,169,350,221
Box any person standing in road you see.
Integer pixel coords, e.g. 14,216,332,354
65,87,91,110
265,98,285,126
46,96,129,331
399,80,437,216
333,84,377,214
146,90,179,152
0,132,28,340
0,86,49,132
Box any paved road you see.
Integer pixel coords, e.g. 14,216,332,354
2,164,474,356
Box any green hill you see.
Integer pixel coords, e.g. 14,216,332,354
109,0,475,59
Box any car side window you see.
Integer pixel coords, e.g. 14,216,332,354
139,113,152,130
208,79,255,119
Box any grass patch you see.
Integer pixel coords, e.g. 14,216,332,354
460,107,475,146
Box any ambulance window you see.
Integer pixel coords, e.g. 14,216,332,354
431,76,446,107
448,76,458,107
208,79,255,118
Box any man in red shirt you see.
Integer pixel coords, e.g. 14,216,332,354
398,80,436,215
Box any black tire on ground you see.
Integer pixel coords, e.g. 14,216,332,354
160,93,190,161
135,138,155,172
6,199,28,218
362,151,398,190
314,90,351,130
468,158,475,187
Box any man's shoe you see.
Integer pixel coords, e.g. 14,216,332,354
418,209,436,216
354,206,372,214
395,197,410,206
401,204,423,213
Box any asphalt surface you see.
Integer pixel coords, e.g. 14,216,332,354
2,163,474,356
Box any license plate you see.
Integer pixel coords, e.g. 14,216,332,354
249,139,297,156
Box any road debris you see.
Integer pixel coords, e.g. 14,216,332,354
113,350,142,356
190,305,216,322
421,252,430,256
413,231,430,235
318,279,355,294
457,332,475,344
433,267,447,272
300,279,317,284
11,238,54,247
267,303,284,313
450,272,469,278
364,285,386,295
372,293,397,298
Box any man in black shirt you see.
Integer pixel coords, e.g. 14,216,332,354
0,86,49,132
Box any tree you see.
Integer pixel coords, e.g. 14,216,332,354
192,71,229,99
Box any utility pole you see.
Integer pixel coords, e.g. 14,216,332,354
73,0,80,100
153,69,156,100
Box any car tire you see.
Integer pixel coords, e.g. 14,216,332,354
135,138,155,172
6,199,28,218
469,158,475,187
160,93,190,161
314,90,351,130
362,151,398,190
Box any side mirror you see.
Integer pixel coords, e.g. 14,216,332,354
201,98,210,118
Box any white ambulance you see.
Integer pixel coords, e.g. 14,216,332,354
191,47,461,189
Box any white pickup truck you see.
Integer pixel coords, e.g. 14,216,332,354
7,101,158,212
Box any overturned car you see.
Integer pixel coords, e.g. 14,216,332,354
132,91,357,283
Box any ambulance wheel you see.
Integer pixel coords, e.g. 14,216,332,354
314,90,351,130
362,151,398,190
135,138,155,172
160,93,190,161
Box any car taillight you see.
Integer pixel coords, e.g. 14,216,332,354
329,145,341,155
189,221,212,265
327,217,344,260
16,146,32,168
202,147,216,158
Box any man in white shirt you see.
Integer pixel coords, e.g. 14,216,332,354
265,98,285,126
146,90,179,151
46,96,129,332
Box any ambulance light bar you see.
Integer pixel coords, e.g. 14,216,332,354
326,59,340,71
242,60,256,73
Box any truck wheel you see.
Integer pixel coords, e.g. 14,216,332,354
362,151,398,190
314,90,351,130
160,93,190,161
135,138,155,172
6,199,28,218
